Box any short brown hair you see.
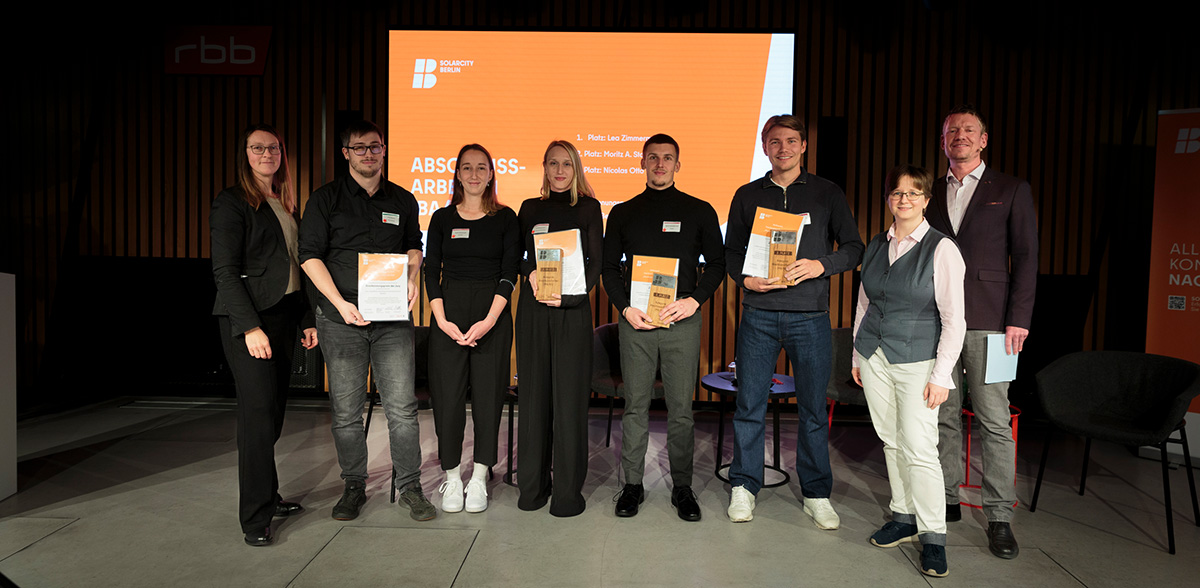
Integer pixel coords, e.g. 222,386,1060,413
883,164,934,202
942,104,988,135
643,133,680,159
340,120,385,147
761,114,808,144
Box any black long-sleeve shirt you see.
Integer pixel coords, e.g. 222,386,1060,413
725,169,864,312
424,205,521,301
516,191,603,308
298,175,423,318
601,184,725,312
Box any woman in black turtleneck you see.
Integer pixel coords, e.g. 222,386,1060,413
514,140,603,517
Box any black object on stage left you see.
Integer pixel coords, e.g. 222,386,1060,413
211,123,317,547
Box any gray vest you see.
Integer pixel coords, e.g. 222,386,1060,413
854,228,949,364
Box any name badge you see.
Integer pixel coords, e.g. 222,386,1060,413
381,212,400,226
451,228,470,239
662,221,681,233
532,223,550,235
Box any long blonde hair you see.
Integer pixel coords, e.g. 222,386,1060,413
539,139,595,206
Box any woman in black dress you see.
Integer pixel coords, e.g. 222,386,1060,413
515,140,603,517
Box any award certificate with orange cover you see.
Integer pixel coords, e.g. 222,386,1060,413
743,207,810,281
357,253,409,321
629,255,679,328
534,229,586,295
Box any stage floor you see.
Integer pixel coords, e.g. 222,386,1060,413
2,397,1197,587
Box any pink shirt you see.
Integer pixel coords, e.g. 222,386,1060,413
852,219,967,389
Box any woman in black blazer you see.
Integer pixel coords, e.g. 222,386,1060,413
211,123,317,546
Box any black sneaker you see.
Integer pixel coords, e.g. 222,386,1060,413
613,483,644,517
920,544,949,577
398,482,437,521
331,481,367,521
671,486,701,522
869,521,918,548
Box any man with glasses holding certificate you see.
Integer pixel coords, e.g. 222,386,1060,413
299,120,435,522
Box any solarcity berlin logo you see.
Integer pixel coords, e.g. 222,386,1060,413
413,59,437,89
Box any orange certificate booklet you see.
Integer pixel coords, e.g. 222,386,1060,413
743,207,810,284
533,229,586,296
357,253,409,321
629,255,680,328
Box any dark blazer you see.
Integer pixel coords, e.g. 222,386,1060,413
927,165,1038,332
211,186,314,337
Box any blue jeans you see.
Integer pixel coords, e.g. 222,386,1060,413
316,314,422,489
730,306,833,497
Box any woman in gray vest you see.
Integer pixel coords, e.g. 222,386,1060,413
851,164,965,578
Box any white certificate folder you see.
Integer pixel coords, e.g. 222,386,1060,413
357,253,409,321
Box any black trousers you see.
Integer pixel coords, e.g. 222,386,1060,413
428,279,512,469
514,280,593,517
218,291,304,533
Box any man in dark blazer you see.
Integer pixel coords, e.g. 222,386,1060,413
927,105,1038,560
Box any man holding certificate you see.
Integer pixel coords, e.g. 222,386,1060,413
724,115,864,527
298,120,436,523
602,134,725,521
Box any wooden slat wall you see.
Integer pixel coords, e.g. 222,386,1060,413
3,0,1197,414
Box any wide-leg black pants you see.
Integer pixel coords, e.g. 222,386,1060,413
218,291,304,534
428,279,513,469
515,280,592,517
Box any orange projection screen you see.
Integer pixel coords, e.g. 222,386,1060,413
388,31,795,231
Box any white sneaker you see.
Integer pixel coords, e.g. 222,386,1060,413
464,478,488,513
803,497,841,530
439,478,464,513
727,486,755,522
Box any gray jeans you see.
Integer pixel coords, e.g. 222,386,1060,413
316,314,422,489
618,312,701,487
937,329,1016,522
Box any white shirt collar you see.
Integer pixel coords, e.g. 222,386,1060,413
946,160,987,185
886,219,932,242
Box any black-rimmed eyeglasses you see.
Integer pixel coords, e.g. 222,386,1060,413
346,144,385,156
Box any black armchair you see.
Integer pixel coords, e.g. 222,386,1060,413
1030,351,1200,554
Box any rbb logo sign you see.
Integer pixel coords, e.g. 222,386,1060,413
1176,128,1200,154
165,26,272,76
175,36,255,65
413,59,437,89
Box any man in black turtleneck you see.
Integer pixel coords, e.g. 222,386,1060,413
602,134,725,522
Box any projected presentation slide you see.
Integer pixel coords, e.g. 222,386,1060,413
388,31,794,230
